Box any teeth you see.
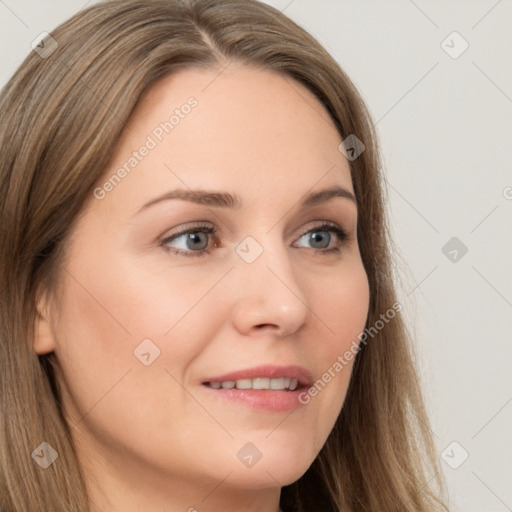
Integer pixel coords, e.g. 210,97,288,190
253,378,270,389
270,378,285,390
207,378,300,391
235,378,252,389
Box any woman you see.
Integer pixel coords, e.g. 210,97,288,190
0,0,449,511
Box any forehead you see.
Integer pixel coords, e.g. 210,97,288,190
95,63,353,214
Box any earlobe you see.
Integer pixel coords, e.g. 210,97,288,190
33,293,57,355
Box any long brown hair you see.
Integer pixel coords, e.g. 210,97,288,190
0,1,449,510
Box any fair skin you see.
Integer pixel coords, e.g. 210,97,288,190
34,64,369,512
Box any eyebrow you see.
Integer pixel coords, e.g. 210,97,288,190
135,185,356,214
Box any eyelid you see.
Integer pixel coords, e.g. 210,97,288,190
160,221,216,240
297,220,347,238
161,219,349,239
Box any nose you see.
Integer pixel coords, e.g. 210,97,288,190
229,240,310,339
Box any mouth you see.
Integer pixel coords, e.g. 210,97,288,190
202,377,301,391
200,364,313,412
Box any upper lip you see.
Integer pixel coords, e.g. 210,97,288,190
202,364,314,387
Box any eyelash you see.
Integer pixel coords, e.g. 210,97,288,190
160,221,349,258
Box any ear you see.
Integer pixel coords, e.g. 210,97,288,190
33,291,57,355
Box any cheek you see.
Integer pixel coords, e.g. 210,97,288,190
302,262,369,435
51,266,213,467
52,255,226,416
315,261,370,352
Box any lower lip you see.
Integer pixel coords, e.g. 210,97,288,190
201,385,308,413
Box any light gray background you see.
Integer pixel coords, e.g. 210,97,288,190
1,1,511,510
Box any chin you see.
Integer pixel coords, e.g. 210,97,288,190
218,433,318,489
221,462,312,490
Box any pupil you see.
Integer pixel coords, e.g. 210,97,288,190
188,232,207,250
311,231,329,248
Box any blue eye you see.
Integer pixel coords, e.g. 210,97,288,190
160,222,348,258
161,223,216,257
295,224,347,251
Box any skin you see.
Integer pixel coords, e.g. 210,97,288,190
34,63,370,512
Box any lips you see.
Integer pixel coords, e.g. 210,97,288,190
200,364,314,412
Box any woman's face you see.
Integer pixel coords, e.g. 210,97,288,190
35,64,369,505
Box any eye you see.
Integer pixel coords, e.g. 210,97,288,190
160,223,217,258
160,221,349,257
294,222,348,254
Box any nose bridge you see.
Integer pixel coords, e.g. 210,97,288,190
229,232,309,336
